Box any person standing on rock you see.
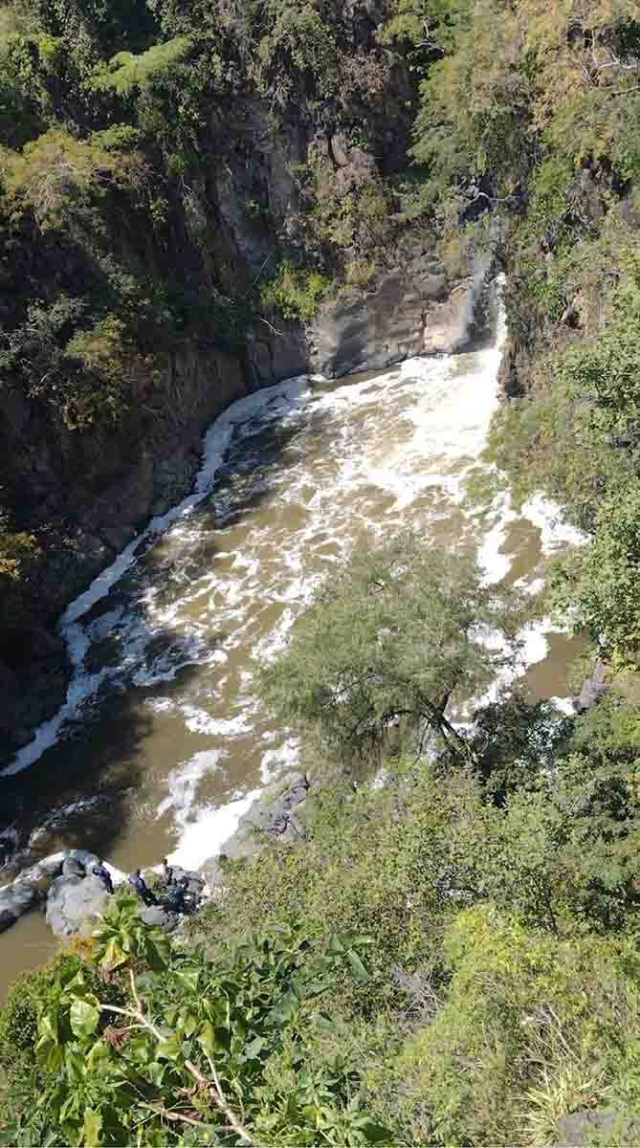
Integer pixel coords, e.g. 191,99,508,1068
128,869,157,906
91,862,114,895
162,858,175,887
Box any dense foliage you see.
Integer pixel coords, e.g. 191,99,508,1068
0,895,386,1146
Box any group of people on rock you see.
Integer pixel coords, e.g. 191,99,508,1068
90,857,198,915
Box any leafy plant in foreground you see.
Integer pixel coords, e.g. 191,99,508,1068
2,894,385,1147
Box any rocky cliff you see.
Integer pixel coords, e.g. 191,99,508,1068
0,0,487,763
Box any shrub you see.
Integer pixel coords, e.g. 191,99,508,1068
1,127,139,228
89,36,192,95
393,905,640,1146
260,259,332,323
0,895,387,1146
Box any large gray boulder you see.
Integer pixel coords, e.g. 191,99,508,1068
138,904,180,933
575,660,609,713
215,772,310,866
0,852,65,932
46,873,110,938
0,881,38,932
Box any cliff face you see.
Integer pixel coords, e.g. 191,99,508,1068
0,0,486,762
0,344,246,756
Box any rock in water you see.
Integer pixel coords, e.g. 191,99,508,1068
46,874,110,937
0,881,38,933
575,659,609,713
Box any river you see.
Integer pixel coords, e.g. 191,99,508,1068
0,288,585,998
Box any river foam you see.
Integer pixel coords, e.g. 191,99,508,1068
1,278,586,880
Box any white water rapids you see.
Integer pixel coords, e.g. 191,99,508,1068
0,286,586,991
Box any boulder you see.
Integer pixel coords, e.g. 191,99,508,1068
0,881,38,932
555,1109,640,1147
138,904,180,932
0,851,66,932
218,772,310,864
307,255,490,379
46,874,110,938
68,848,101,872
62,856,86,879
168,867,204,897
575,660,609,713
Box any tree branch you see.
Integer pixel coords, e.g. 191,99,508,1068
186,1058,253,1145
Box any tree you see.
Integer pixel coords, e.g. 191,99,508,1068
551,478,640,662
260,534,523,768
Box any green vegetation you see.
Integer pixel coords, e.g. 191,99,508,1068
8,529,640,1142
261,260,332,324
0,895,386,1146
260,535,523,766
0,0,425,646
5,0,640,1144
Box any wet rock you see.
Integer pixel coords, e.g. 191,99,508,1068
168,867,205,898
0,852,66,932
555,1109,640,1146
0,881,39,932
62,856,86,879
307,255,488,379
0,908,18,933
46,874,110,938
68,848,101,870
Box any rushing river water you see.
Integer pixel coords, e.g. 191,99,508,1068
0,291,585,997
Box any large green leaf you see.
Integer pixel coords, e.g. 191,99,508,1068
345,949,370,982
70,996,100,1039
101,936,126,970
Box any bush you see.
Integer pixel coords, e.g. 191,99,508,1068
89,37,192,95
0,895,387,1146
260,259,332,323
393,905,640,1146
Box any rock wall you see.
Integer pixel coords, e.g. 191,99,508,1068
307,257,482,379
245,255,489,386
0,346,246,761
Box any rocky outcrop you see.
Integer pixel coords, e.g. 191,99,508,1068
306,256,488,380
138,904,180,933
0,849,122,935
555,1109,640,1146
0,852,66,933
46,872,110,937
0,347,246,763
202,772,310,890
575,659,610,713
0,847,207,939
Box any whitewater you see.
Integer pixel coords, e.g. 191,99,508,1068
0,284,586,992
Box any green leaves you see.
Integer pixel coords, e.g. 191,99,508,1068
260,533,522,768
82,1109,102,1147
69,997,100,1040
3,896,381,1146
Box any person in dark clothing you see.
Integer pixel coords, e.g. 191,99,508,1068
162,883,186,913
91,862,114,895
128,869,157,906
162,857,175,887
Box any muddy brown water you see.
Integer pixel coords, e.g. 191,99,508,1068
0,313,586,999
